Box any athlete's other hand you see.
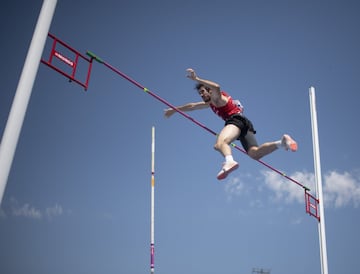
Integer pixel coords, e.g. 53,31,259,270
186,68,197,81
164,108,175,118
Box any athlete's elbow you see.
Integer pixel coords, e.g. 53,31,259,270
212,84,221,92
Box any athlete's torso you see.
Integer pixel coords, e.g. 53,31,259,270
210,91,243,120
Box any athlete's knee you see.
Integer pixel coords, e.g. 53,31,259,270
214,138,227,151
247,147,260,160
213,142,221,151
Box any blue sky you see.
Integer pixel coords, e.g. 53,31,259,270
1,1,360,274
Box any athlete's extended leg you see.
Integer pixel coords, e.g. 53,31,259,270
214,124,240,180
247,134,298,160
247,142,278,160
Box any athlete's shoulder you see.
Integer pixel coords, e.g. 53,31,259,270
220,90,231,97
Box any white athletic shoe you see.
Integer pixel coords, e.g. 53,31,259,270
217,161,239,180
281,134,298,152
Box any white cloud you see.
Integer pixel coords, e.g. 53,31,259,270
12,203,42,219
7,197,63,220
225,169,360,209
262,170,315,204
261,170,360,208
224,173,254,201
224,177,246,200
323,171,360,208
45,203,63,219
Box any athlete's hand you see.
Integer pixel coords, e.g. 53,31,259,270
164,108,175,118
186,68,198,81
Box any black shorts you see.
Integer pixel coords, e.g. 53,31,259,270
225,114,258,152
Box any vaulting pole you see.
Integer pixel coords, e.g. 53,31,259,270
150,126,155,274
309,86,329,274
0,0,57,205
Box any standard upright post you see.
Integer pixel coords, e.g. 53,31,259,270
0,0,57,205
309,86,329,274
150,126,155,274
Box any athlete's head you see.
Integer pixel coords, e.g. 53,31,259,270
195,84,211,103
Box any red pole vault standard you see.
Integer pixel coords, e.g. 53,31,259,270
305,191,320,221
41,33,93,90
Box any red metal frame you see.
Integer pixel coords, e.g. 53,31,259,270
41,33,93,90
305,190,320,221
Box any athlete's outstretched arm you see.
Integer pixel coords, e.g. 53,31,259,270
164,101,209,118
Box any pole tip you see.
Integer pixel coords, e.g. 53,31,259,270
86,51,104,63
304,186,311,192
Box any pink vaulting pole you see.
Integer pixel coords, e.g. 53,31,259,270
86,51,310,192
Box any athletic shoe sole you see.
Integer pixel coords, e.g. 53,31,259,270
217,162,239,180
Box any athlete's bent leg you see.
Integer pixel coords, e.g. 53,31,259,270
214,124,240,157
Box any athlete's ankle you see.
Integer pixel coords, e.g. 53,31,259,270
225,155,234,163
275,140,282,148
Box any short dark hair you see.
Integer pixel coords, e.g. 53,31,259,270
195,83,210,92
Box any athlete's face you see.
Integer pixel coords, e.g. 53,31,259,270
198,87,211,103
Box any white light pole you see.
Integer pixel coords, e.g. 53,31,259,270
0,0,57,204
309,86,329,274
150,126,155,273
